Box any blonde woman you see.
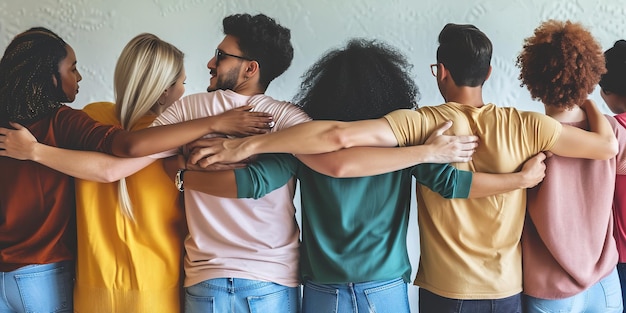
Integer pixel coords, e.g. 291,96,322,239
72,33,187,312
0,33,272,312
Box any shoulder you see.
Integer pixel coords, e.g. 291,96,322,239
81,102,117,124
250,95,312,128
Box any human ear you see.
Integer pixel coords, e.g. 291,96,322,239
245,60,259,78
485,66,492,81
439,63,448,81
52,74,58,87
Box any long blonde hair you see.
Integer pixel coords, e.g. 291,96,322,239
114,33,184,220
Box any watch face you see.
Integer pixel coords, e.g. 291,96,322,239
175,169,184,192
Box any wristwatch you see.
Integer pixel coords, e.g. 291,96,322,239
175,169,187,192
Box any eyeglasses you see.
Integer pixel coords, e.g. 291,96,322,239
215,49,253,65
430,64,438,77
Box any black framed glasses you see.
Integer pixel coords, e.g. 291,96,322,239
430,64,438,77
215,49,253,65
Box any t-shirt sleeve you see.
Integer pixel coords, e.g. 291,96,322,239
55,106,123,154
608,114,626,175
248,97,311,131
383,109,425,147
410,163,473,199
519,111,563,153
234,153,299,199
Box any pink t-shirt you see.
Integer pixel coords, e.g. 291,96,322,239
151,90,311,287
613,113,626,263
523,115,626,299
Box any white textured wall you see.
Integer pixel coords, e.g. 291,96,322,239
2,0,626,311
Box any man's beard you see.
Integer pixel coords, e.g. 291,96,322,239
207,65,240,92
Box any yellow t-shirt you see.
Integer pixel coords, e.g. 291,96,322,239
384,102,562,299
74,102,186,313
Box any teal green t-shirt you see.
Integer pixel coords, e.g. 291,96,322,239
234,154,472,284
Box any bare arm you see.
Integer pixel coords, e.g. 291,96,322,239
187,118,398,167
112,105,273,157
0,122,153,182
162,154,240,198
549,99,618,160
297,121,478,177
468,152,546,198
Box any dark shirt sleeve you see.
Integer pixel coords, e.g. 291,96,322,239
410,163,473,199
53,106,122,153
234,154,299,199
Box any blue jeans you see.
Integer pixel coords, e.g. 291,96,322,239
0,261,74,313
419,288,521,313
523,267,623,313
184,277,300,313
302,278,409,313
617,263,626,313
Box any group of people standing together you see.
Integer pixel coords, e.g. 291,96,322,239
0,10,626,313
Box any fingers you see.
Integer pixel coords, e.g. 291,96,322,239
234,105,254,112
188,146,220,164
248,111,273,118
433,120,453,135
186,137,226,150
197,155,220,168
534,152,547,162
8,122,24,130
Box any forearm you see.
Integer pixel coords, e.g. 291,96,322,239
31,143,153,182
297,145,431,178
242,119,397,156
111,116,221,157
583,101,619,157
468,172,529,198
184,170,238,198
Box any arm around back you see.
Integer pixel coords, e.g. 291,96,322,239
549,100,618,160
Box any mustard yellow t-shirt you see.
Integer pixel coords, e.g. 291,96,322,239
74,102,186,313
384,102,562,299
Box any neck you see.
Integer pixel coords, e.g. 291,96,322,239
233,79,265,96
544,104,585,123
444,85,485,107
612,96,626,114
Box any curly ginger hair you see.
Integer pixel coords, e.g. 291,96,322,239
517,20,606,109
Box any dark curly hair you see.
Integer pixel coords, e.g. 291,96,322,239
0,27,70,123
293,38,418,121
599,40,626,97
517,20,606,109
437,23,492,87
223,13,293,90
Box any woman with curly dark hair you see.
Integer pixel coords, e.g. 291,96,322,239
517,20,626,312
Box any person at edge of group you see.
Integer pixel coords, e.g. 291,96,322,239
517,20,626,313
601,39,626,312
186,23,619,313
0,28,272,313
166,38,548,313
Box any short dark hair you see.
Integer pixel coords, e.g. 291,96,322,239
600,40,626,97
436,23,492,87
223,13,293,90
294,38,418,121
0,27,69,123
517,20,605,109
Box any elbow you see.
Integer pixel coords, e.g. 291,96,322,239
97,168,124,183
112,134,150,158
325,126,352,151
602,139,619,160
323,164,355,178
